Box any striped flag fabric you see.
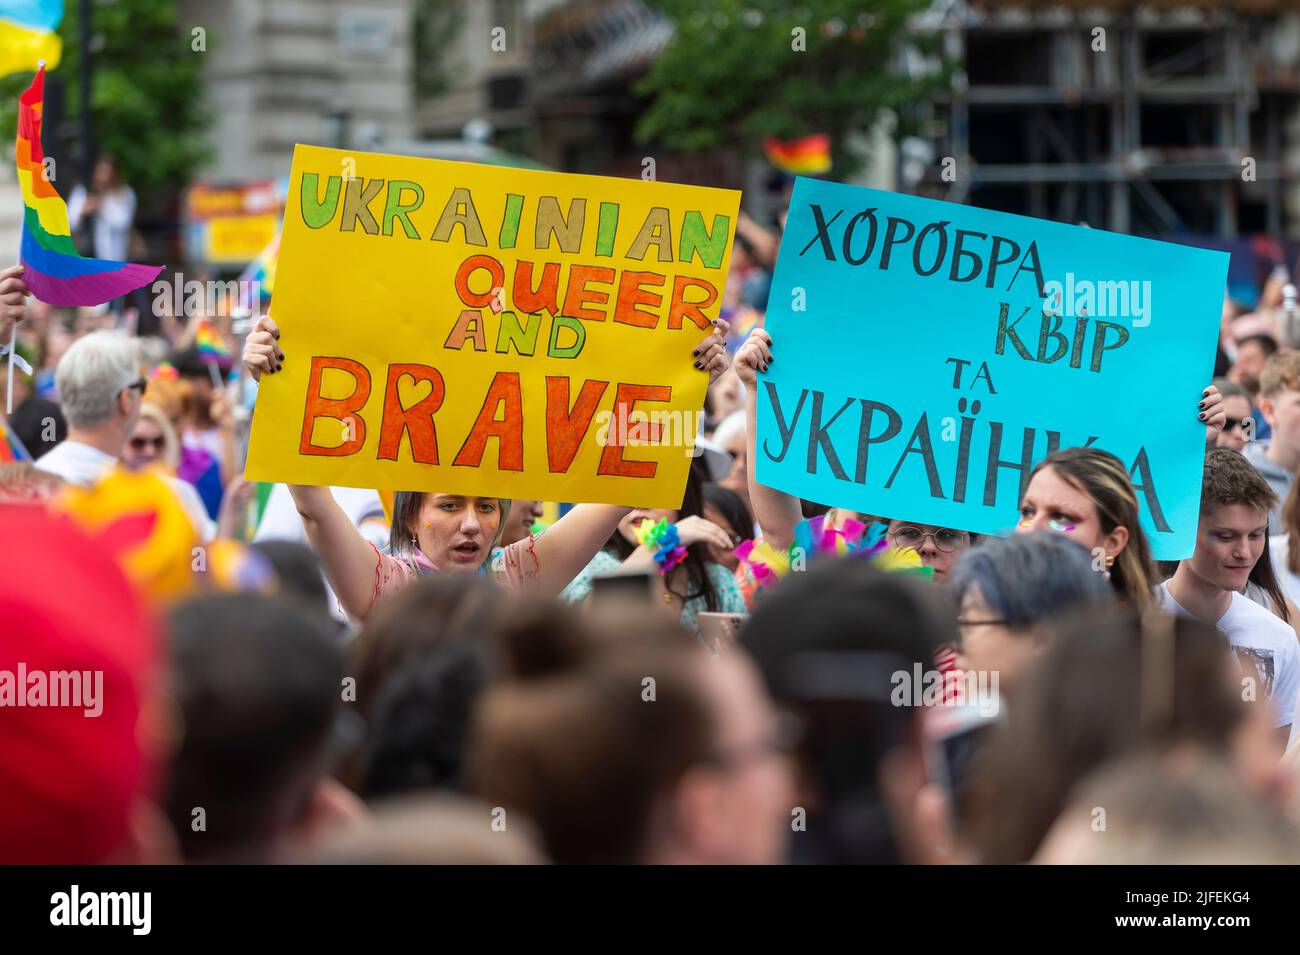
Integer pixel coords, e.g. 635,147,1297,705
16,64,163,306
763,134,832,176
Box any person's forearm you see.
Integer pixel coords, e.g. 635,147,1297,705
289,483,378,618
218,427,237,485
745,385,801,550
619,544,657,573
531,503,631,598
737,213,779,269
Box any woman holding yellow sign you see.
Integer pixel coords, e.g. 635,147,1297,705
243,313,730,621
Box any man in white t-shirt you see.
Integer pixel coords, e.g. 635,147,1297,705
35,330,215,539
1157,448,1300,748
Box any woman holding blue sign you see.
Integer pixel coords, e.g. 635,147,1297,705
734,327,1227,611
242,314,733,621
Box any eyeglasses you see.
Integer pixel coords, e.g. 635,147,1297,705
954,616,1010,651
128,435,166,452
888,526,970,553
956,617,1010,630
122,377,147,395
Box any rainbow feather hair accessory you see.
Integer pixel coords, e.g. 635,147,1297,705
17,64,163,306
635,517,687,573
734,517,934,587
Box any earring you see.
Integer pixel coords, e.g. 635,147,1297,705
1105,554,1115,569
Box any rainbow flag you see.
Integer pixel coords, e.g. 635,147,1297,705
195,318,230,363
16,64,163,306
238,231,278,311
0,416,30,462
763,134,832,176
0,1,61,78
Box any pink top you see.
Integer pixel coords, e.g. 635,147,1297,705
366,536,542,616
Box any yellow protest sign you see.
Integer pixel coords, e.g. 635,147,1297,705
245,145,740,507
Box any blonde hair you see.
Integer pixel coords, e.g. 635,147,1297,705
134,401,181,470
1258,349,1300,398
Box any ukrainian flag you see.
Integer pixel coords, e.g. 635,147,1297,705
0,1,61,78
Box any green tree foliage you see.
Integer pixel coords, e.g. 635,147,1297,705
636,0,946,177
413,0,467,99
0,0,208,191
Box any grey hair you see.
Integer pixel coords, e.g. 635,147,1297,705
949,532,1114,629
55,330,141,428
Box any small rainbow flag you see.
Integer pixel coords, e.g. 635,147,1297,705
195,318,230,363
763,134,832,176
16,64,163,307
238,231,278,311
0,416,31,462
0,1,62,78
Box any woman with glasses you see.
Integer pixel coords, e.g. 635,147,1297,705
733,328,976,580
949,532,1114,695
120,400,217,540
121,402,177,471
884,521,973,583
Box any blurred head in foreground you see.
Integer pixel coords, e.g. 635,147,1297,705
0,505,168,863
968,606,1283,863
312,794,546,864
165,592,358,862
1036,746,1300,864
742,559,953,863
472,603,793,864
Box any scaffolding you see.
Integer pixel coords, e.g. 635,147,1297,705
915,1,1300,238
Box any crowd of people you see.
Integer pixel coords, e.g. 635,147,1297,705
10,202,1300,867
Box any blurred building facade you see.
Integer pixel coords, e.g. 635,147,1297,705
178,0,1300,258
912,0,1300,243
179,0,416,183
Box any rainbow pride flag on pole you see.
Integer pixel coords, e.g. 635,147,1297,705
0,415,31,461
16,63,163,306
763,134,832,176
238,231,278,312
0,1,62,78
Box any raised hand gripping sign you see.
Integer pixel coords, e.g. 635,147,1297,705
757,178,1228,559
246,145,739,507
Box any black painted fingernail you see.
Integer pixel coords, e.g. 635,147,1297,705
767,357,774,364
694,361,703,369
1198,412,1207,421
692,349,700,357
1198,400,1206,409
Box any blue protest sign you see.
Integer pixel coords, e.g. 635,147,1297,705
756,179,1228,559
